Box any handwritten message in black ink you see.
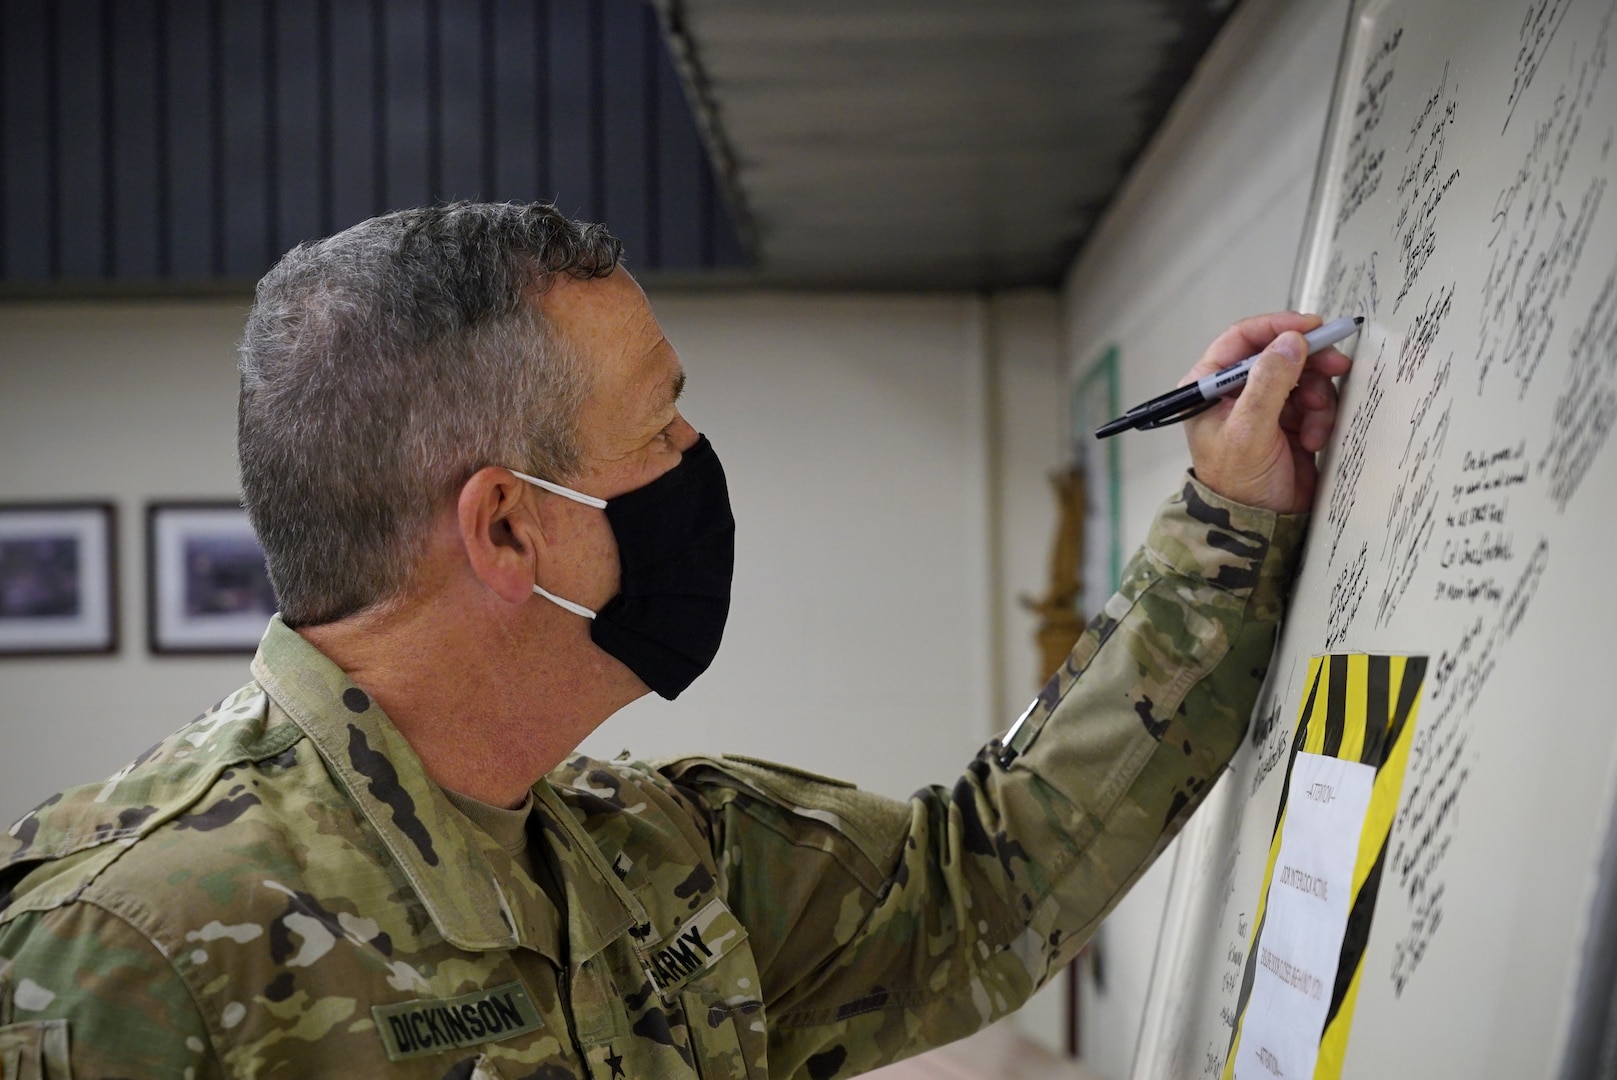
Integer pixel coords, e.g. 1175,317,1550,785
1543,262,1617,509
1248,658,1301,802
1320,249,1384,323
1394,65,1461,312
1504,0,1574,134
1400,352,1453,471
1202,910,1253,1080
1396,283,1455,384
1337,27,1403,240
1389,538,1548,995
1328,345,1388,566
1376,400,1451,627
1221,917,1249,1006
1251,706,1290,801
1481,1,1612,395
1433,440,1528,605
1326,543,1369,650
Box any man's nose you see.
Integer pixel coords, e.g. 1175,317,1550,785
669,414,700,453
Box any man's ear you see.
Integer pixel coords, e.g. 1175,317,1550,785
458,467,542,605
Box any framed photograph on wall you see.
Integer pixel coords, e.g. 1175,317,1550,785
147,502,277,654
0,502,118,656
1072,344,1123,600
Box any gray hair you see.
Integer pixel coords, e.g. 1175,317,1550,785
238,201,623,628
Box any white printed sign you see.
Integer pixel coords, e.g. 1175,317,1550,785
1233,752,1376,1080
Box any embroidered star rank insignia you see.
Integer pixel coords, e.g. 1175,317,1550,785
605,1044,626,1079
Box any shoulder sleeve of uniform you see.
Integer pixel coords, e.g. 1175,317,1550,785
656,755,910,893
660,475,1308,1078
0,900,218,1078
648,754,910,988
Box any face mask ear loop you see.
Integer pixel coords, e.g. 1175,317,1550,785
509,469,608,509
508,470,607,620
532,584,597,620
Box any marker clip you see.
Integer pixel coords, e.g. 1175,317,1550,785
1133,398,1219,429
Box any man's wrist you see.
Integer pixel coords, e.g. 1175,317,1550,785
1147,472,1309,620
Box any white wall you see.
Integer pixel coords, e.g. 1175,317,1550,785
0,300,260,816
1057,0,1352,1076
0,290,1065,819
577,291,1067,803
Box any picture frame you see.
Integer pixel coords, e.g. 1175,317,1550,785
0,502,119,657
1072,343,1123,599
147,502,278,655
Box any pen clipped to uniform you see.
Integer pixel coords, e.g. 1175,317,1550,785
1094,316,1364,439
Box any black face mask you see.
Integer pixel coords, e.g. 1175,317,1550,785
516,435,735,700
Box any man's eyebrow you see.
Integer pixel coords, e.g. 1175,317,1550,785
670,370,687,404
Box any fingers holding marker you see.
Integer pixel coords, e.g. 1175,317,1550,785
1163,313,1361,511
1297,356,1346,448
1216,325,1354,426
1230,330,1307,430
1183,311,1322,384
1274,371,1340,448
1300,397,1339,451
1309,343,1353,375
1101,314,1360,439
1295,367,1337,410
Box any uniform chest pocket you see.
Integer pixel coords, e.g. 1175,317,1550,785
682,991,766,1080
629,897,768,1078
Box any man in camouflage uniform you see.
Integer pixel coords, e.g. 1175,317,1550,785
0,203,1350,1079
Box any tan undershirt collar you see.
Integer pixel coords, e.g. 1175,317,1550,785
442,787,535,871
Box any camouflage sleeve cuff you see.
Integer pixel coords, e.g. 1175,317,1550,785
1145,471,1310,623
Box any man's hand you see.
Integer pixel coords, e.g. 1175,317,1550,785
1182,312,1353,514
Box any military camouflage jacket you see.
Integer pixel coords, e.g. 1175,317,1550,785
0,476,1305,1080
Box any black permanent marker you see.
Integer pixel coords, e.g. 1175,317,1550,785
1095,316,1364,438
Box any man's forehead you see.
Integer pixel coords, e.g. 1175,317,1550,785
540,273,665,371
538,266,644,326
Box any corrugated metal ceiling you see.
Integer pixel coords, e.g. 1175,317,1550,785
658,0,1238,289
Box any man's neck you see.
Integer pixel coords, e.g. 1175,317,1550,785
297,597,636,808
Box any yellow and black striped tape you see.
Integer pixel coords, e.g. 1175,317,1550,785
1224,653,1427,1080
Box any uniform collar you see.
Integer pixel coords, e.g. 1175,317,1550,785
531,781,648,965
250,617,642,967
